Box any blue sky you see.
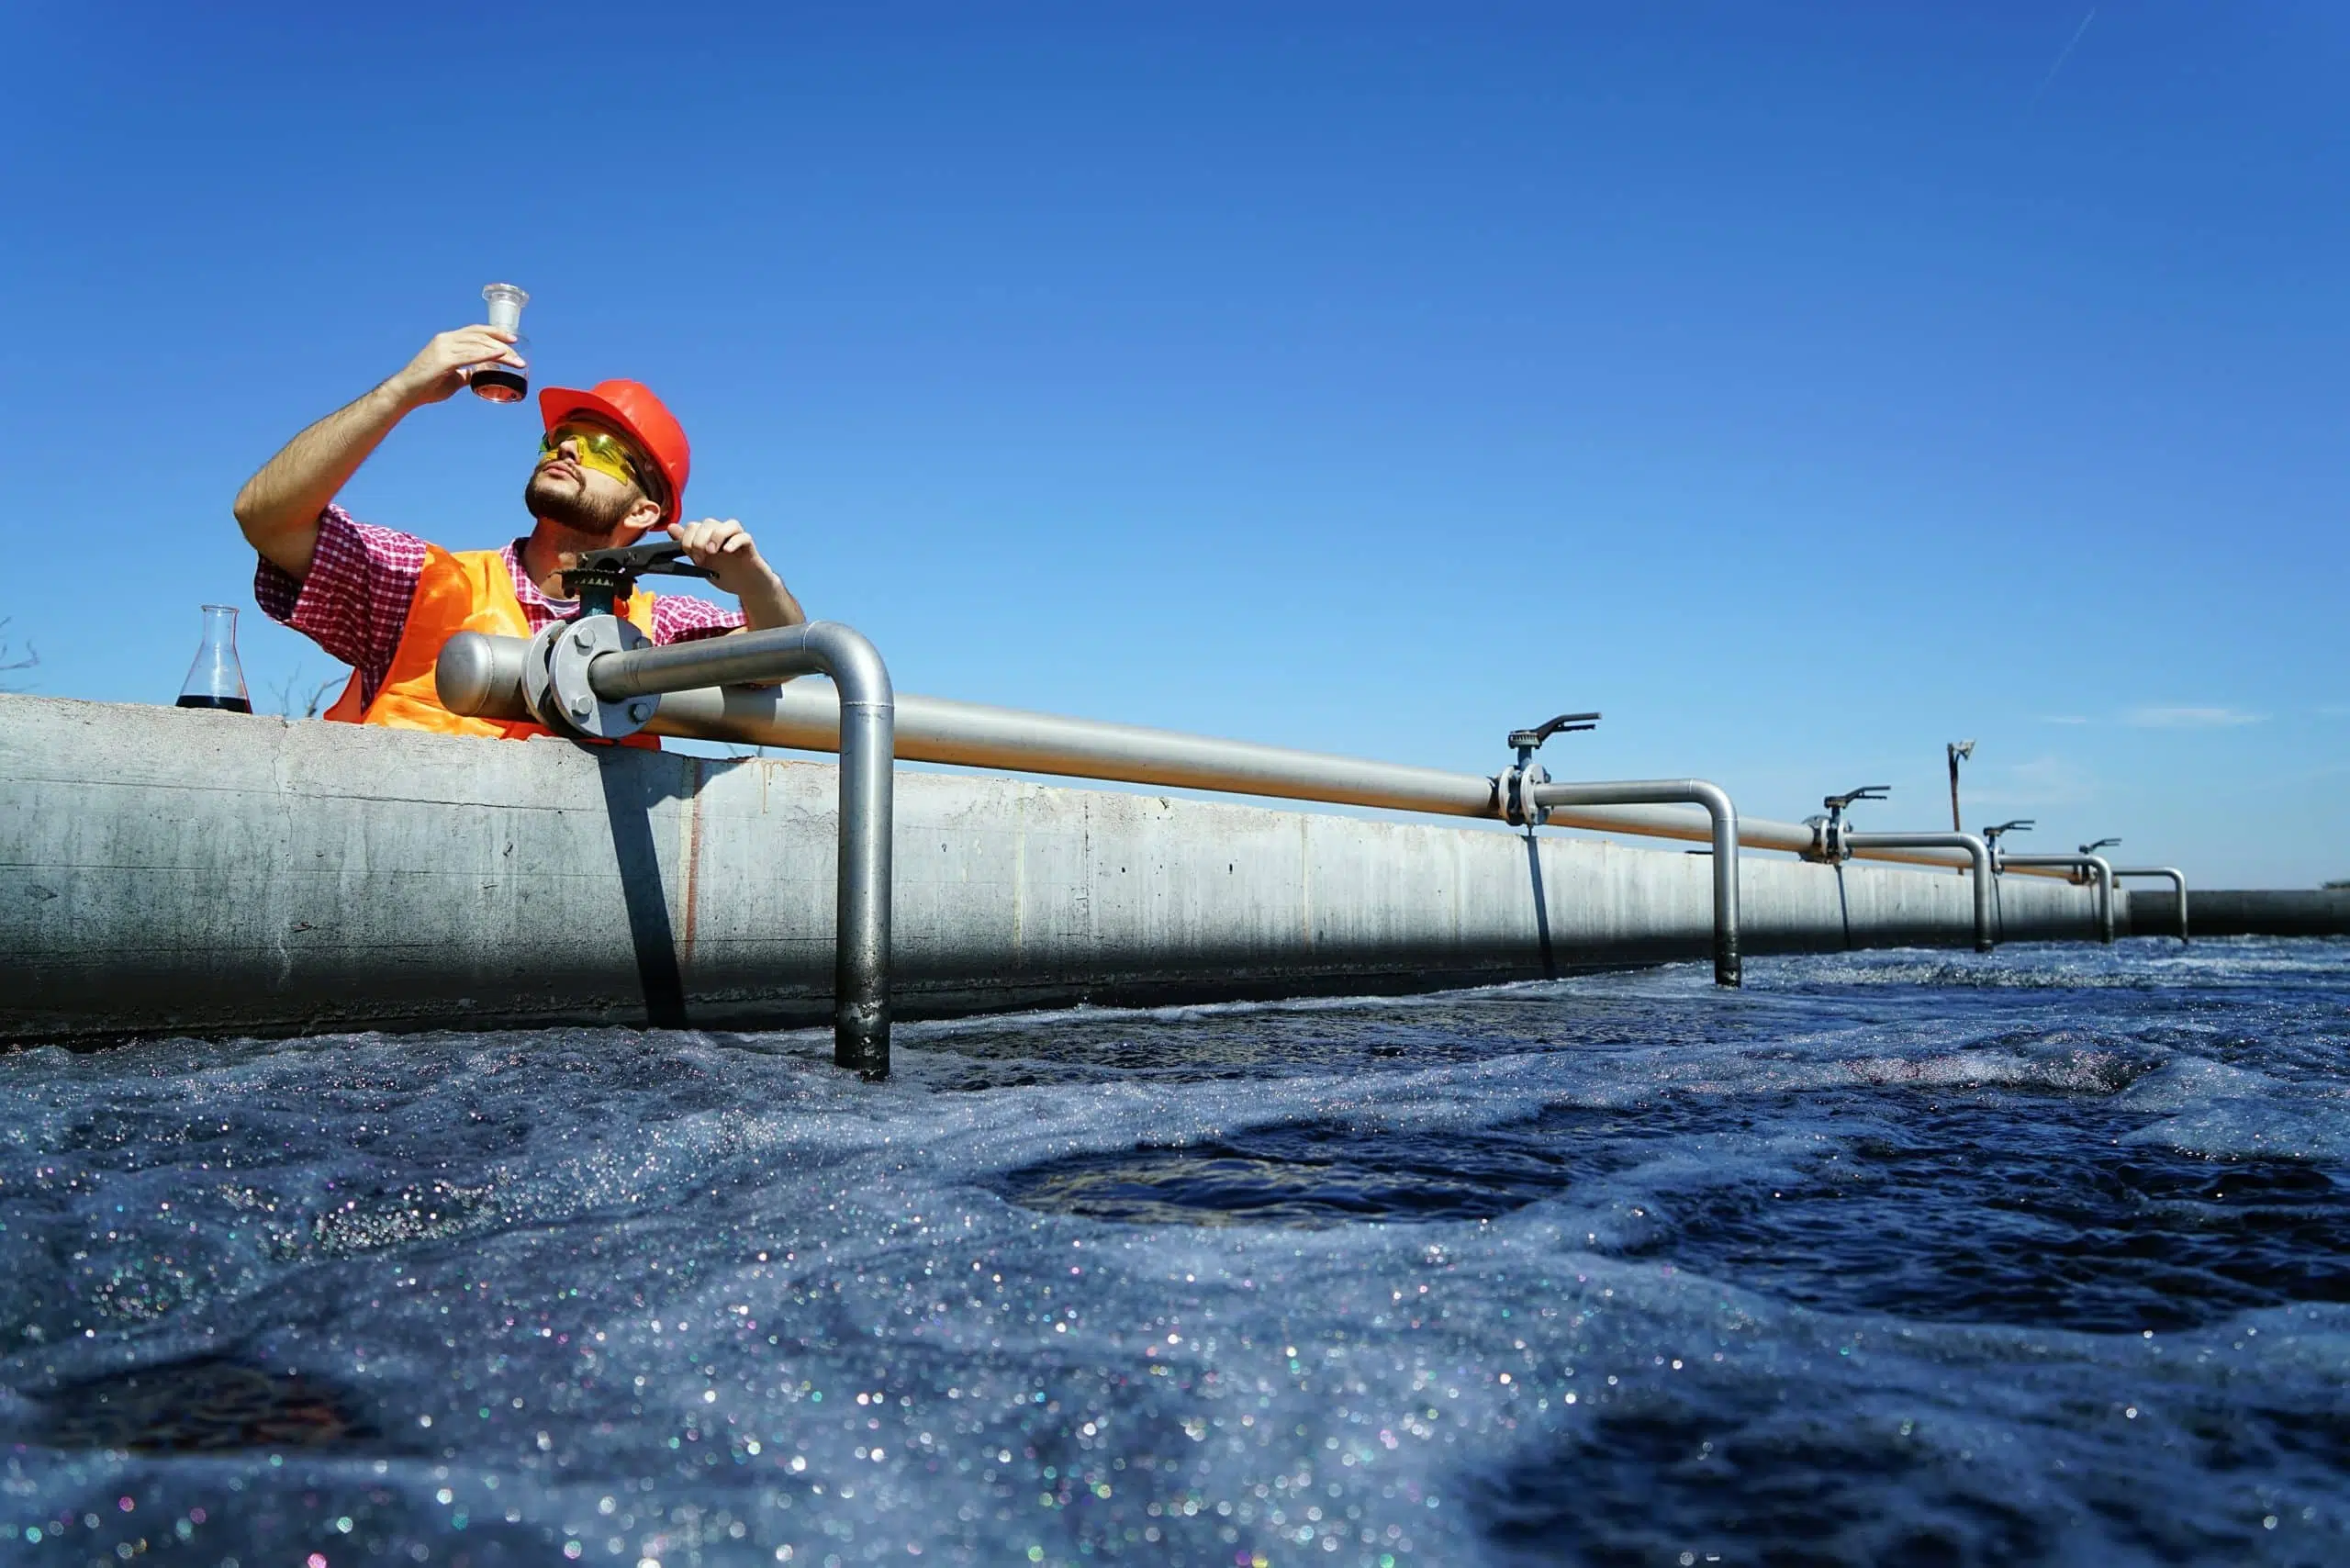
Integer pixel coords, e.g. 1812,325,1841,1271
6,2,2343,885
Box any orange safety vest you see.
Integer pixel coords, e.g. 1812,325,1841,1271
323,543,661,745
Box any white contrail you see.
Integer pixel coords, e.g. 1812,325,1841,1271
2033,8,2098,101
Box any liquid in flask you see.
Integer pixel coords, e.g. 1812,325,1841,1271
176,604,252,712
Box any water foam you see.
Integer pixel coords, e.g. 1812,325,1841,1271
2,940,2345,1564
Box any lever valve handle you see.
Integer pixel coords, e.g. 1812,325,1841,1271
588,540,717,581
1507,711,1603,751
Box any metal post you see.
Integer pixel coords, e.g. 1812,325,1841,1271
1531,779,1740,987
1842,832,1996,952
1995,853,2115,944
1946,740,1974,871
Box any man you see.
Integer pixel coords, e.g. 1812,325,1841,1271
234,319,802,739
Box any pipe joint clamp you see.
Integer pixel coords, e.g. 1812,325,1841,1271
1499,762,1550,828
526,613,660,741
1801,814,1851,865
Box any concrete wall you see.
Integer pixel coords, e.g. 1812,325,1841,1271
1,697,2110,1046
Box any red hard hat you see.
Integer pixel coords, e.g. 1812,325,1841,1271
538,379,691,525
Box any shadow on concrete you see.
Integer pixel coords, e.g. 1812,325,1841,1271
597,747,695,1027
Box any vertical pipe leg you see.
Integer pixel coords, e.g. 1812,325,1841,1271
834,693,895,1078
2080,855,2116,944
1710,800,1740,988
1527,780,1743,988
1971,848,1995,952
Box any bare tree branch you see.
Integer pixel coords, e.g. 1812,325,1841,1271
0,617,37,693
271,663,346,719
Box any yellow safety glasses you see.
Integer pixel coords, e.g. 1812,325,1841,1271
537,425,650,492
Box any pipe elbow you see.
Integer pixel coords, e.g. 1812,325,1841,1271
801,621,894,711
1684,780,1736,831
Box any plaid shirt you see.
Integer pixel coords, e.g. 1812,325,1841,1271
255,504,744,710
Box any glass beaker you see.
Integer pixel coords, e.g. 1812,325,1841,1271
177,604,252,712
470,282,531,402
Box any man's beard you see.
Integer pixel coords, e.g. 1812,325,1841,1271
525,469,642,540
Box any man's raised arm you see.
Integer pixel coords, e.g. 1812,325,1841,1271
233,325,524,580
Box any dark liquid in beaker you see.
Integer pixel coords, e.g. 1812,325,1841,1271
471,366,529,402
175,694,253,713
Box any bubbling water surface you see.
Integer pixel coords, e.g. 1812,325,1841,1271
3,939,2346,1565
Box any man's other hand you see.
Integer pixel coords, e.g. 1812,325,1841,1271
387,325,525,408
667,519,805,631
667,517,771,594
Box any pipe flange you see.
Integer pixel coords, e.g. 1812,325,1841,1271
544,614,658,740
1800,814,1847,864
520,621,565,731
1501,762,1550,828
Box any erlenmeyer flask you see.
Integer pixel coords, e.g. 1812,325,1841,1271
177,604,252,712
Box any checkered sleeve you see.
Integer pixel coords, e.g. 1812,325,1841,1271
651,592,748,646
252,504,428,706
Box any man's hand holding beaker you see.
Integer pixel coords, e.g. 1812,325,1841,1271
386,326,526,408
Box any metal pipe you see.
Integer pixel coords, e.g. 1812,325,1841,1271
653,685,1505,816
446,624,897,1077
2124,869,2189,945
1841,832,1996,952
434,630,534,721
438,635,2076,883
1531,779,1739,987
1995,854,2115,944
612,624,895,1076
645,681,1999,869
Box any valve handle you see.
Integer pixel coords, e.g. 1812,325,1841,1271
560,539,717,619
566,538,717,587
1821,784,1891,813
1507,711,1602,752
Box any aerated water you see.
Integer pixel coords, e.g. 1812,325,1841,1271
4,939,2345,1564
